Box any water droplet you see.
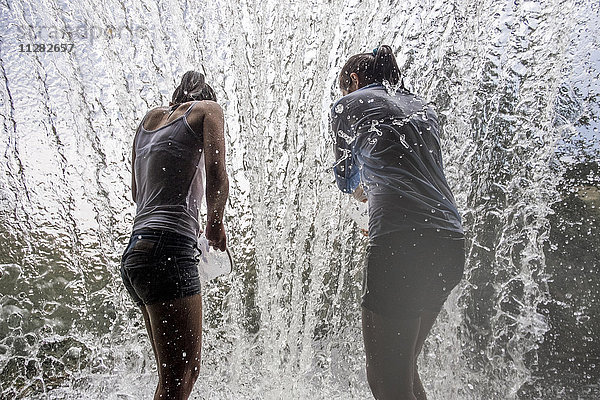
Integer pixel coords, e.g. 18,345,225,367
162,167,166,171
334,103,344,114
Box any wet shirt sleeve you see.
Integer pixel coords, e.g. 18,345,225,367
331,100,360,194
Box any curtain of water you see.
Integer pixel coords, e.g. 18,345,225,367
0,0,596,398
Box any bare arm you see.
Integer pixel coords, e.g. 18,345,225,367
202,101,229,251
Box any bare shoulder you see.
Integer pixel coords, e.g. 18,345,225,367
186,101,223,134
140,106,169,128
193,100,223,118
146,105,169,117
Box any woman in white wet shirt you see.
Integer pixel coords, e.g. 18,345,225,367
332,46,465,400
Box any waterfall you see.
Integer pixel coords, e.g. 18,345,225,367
1,0,598,398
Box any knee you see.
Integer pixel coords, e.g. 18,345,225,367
158,357,201,395
187,359,201,383
366,366,387,399
366,368,417,400
366,368,382,398
172,357,201,384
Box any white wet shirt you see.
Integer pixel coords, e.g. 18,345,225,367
331,83,464,239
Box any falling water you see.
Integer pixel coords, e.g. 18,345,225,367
0,0,598,398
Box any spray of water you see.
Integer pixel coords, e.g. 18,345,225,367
0,0,597,398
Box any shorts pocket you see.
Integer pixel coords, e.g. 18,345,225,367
122,252,153,269
121,237,159,267
173,254,202,298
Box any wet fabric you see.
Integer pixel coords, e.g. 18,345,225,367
121,229,202,306
133,101,205,240
362,229,465,319
331,83,463,239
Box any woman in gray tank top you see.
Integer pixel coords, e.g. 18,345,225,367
121,71,229,400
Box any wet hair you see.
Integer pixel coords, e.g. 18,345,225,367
339,45,401,92
171,70,217,105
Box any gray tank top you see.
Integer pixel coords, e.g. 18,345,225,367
132,101,204,239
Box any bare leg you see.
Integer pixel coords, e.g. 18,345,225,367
140,305,158,366
145,293,203,400
362,307,420,400
412,310,440,400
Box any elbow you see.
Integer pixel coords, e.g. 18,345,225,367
219,175,230,196
206,167,229,191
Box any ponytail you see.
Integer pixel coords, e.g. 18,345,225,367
339,44,402,91
372,45,401,86
171,70,217,106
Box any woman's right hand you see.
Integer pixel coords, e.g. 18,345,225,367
205,221,227,251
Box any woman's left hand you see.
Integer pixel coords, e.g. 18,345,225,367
352,185,367,203
206,221,227,251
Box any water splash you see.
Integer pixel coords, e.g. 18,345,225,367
0,0,598,399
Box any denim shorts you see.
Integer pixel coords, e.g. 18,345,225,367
120,229,202,307
362,229,465,319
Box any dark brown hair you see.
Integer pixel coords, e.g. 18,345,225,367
339,45,401,91
171,70,217,105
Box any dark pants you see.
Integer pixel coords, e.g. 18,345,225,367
362,229,465,319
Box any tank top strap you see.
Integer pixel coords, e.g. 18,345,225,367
184,101,200,117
